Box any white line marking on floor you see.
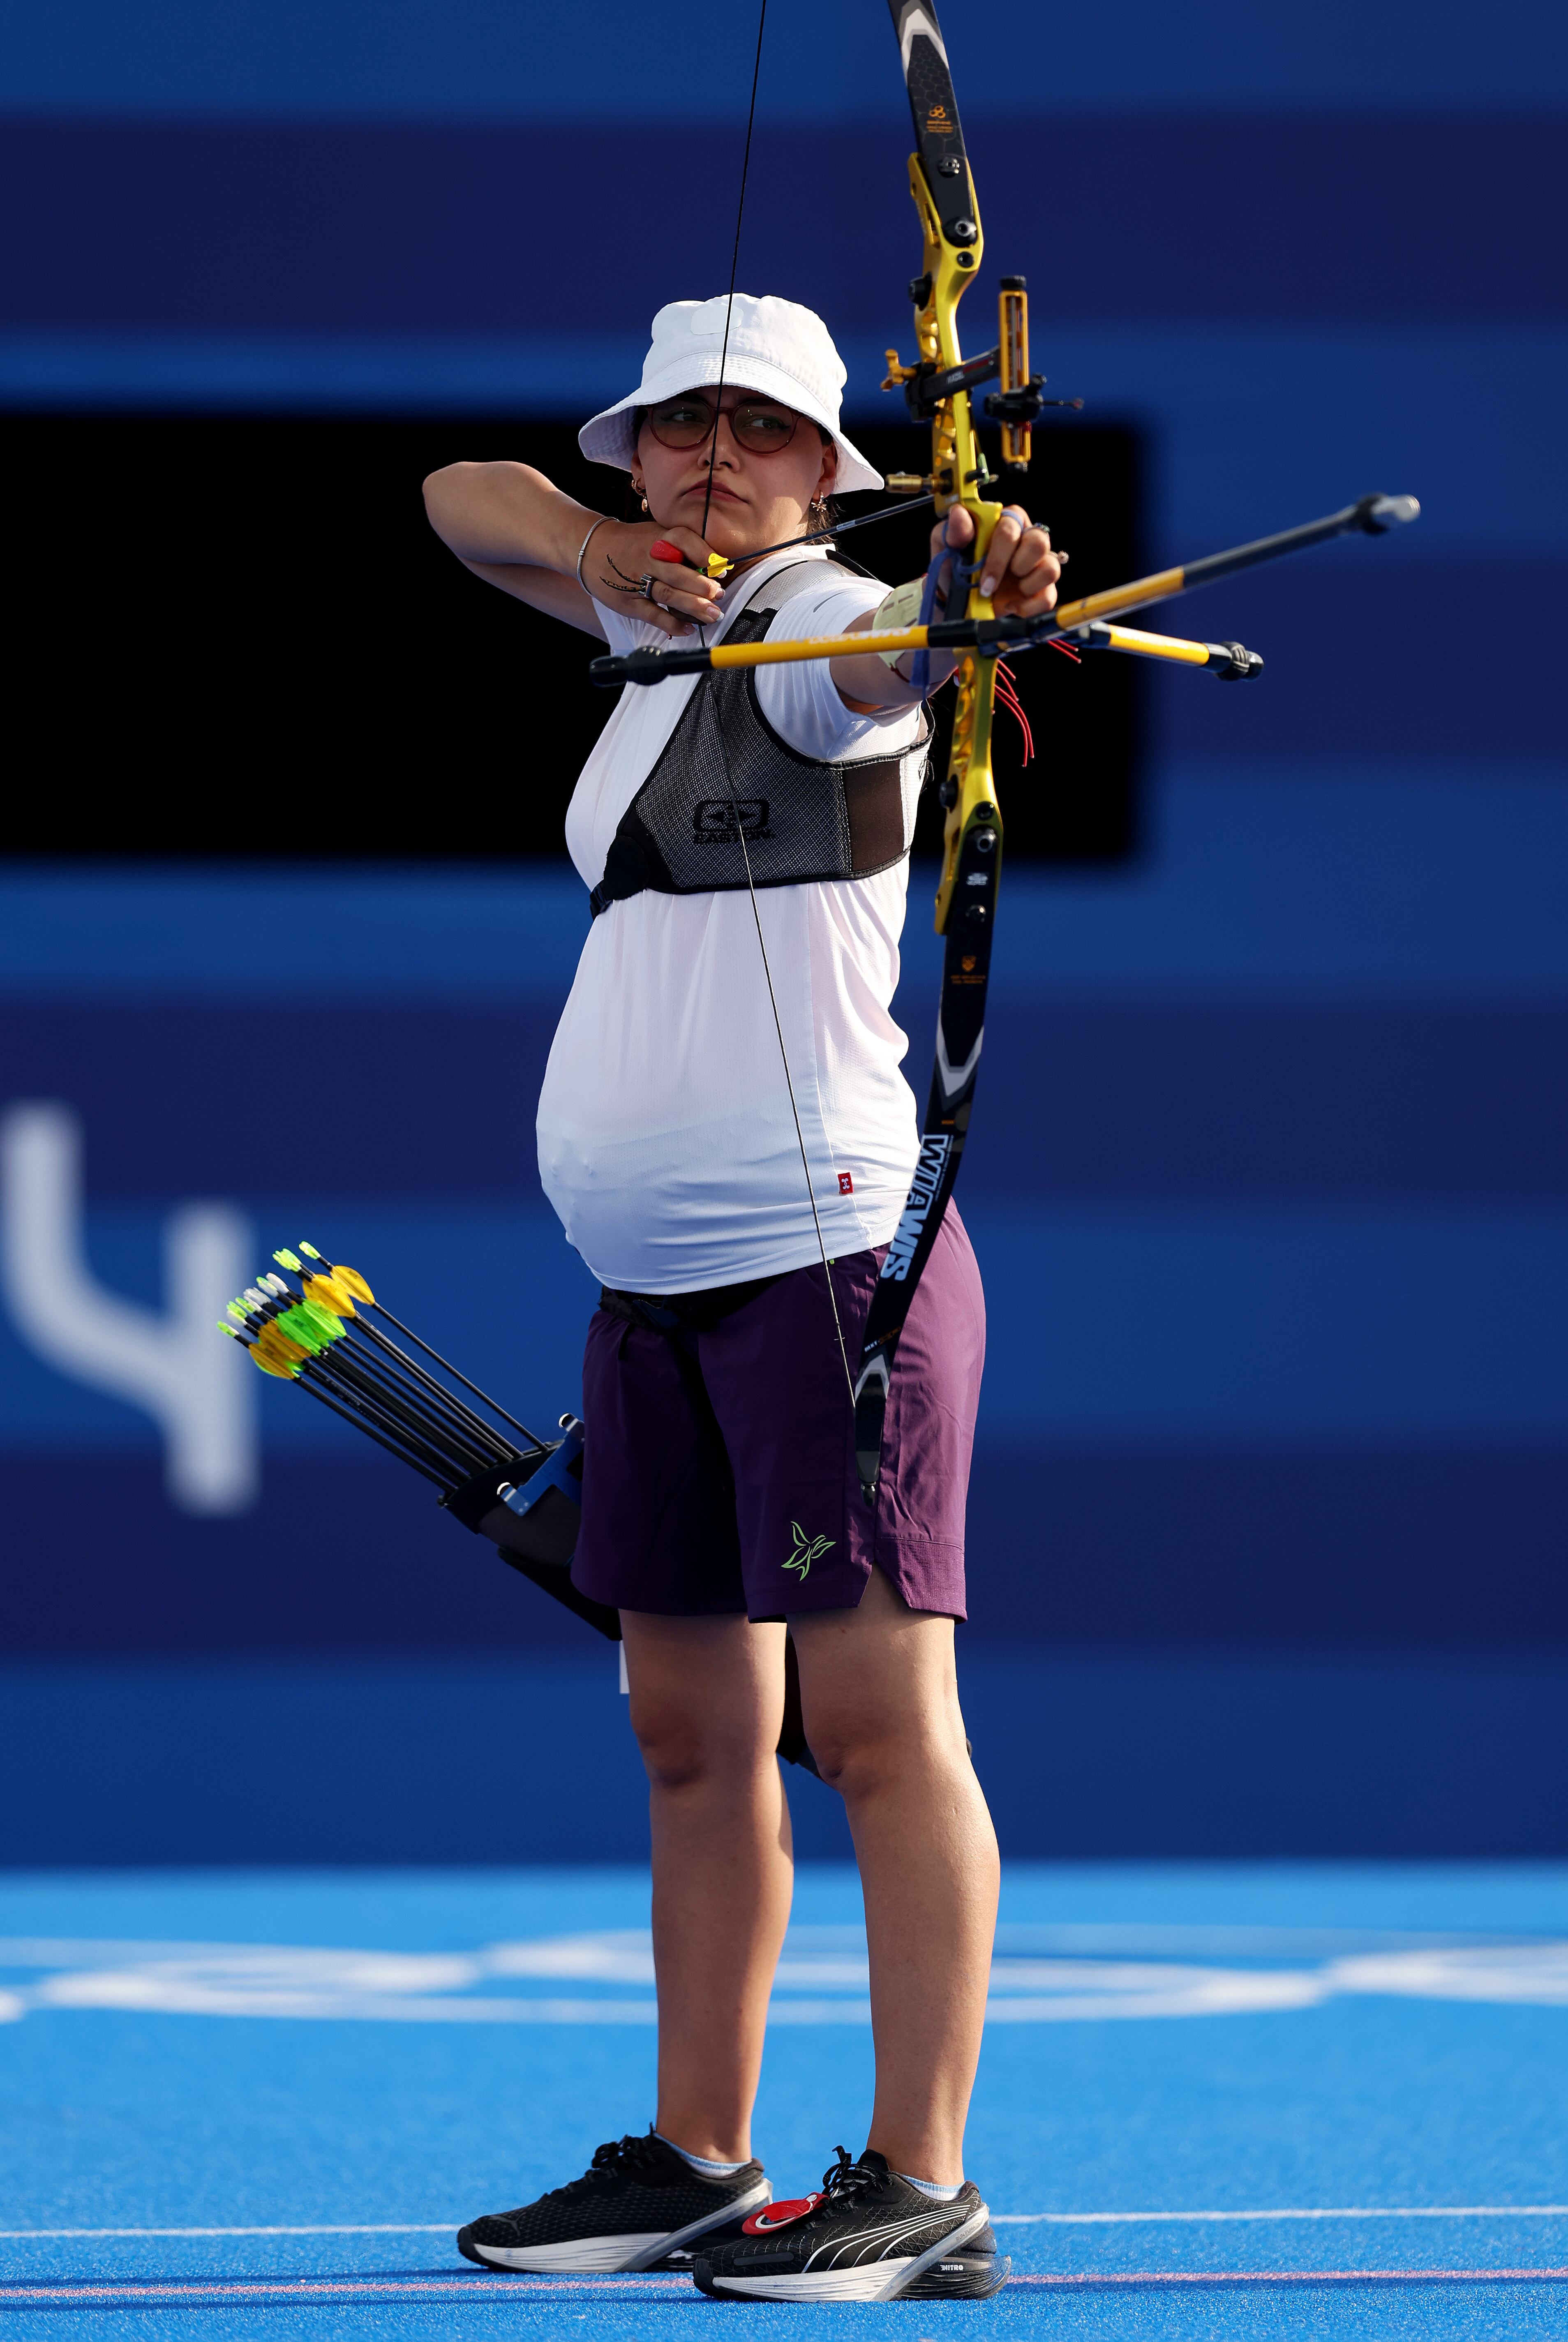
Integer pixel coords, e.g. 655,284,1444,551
4,2271,1568,2302
0,2278,692,2300
6,2208,1568,2240
0,2226,461,2239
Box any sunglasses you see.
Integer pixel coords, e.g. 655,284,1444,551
644,394,801,455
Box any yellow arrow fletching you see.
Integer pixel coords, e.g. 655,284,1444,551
254,1324,309,1368
330,1263,374,1305
303,1272,356,1317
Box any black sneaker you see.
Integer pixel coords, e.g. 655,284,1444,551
692,2146,1009,2302
457,2130,770,2274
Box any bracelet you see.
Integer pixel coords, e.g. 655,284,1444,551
575,517,610,595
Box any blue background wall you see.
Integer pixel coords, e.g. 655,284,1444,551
0,0,1564,1859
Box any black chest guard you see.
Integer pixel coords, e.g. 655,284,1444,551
589,561,931,917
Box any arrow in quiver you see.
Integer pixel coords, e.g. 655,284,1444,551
219,1242,614,1640
216,1245,822,1771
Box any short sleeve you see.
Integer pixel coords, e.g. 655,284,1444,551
754,580,926,762
591,596,666,657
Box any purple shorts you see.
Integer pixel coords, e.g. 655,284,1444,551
570,1203,985,1621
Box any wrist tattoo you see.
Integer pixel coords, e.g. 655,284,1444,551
603,554,655,598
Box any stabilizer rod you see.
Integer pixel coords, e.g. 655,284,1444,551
589,493,1417,688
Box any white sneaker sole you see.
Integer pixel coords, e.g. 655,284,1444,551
464,2176,771,2274
702,2202,991,2301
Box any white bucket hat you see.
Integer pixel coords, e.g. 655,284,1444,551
578,293,882,497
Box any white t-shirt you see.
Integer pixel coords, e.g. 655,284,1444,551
537,549,929,1295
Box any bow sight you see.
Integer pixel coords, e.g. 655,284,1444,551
883,277,1081,483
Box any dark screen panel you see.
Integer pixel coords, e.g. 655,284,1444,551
1,410,1141,862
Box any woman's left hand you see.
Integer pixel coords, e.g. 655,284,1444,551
931,501,1062,620
834,499,1067,713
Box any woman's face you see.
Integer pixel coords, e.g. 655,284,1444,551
632,386,838,558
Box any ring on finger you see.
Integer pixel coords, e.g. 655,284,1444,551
637,573,660,603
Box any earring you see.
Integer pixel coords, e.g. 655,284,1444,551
639,495,650,514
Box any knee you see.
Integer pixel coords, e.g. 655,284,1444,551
804,1713,894,1799
804,1733,872,1799
630,1694,710,1792
804,1705,968,1802
630,1690,767,1795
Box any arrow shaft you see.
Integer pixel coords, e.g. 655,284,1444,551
590,494,1416,689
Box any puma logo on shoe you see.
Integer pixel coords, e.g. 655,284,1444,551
784,1523,834,1580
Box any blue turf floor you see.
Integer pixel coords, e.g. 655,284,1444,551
2,1863,1567,2338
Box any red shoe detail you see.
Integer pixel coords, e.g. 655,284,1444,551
742,2194,823,2234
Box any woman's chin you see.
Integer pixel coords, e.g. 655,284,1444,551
679,494,751,538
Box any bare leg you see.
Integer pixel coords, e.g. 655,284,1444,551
790,1570,998,2186
621,1610,791,2163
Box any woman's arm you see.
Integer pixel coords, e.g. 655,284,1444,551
422,460,723,639
828,502,1063,714
422,461,608,635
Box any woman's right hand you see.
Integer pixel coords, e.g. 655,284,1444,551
581,520,726,637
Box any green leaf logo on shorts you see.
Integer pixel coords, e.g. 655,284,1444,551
784,1522,835,1581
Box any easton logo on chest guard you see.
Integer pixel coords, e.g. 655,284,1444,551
693,797,771,844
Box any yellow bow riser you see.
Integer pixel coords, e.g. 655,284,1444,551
891,151,1006,935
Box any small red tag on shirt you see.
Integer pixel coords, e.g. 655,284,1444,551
838,1172,854,1194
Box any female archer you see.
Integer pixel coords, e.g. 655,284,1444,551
423,289,1060,2304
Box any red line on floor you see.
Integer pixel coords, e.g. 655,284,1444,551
1011,2268,1568,2288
